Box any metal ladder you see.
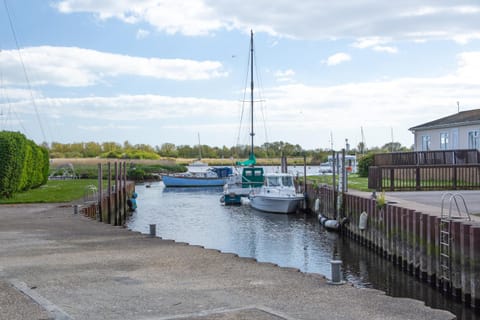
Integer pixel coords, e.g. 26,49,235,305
439,192,471,287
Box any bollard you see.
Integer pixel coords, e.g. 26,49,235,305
329,260,345,285
149,224,156,237
73,204,79,215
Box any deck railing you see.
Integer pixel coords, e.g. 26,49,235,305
369,164,480,191
368,149,480,191
373,149,480,166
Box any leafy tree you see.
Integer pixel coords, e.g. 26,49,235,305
158,143,178,157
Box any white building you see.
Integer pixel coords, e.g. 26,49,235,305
409,109,480,151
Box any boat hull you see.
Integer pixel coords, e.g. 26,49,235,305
161,175,226,187
249,195,304,214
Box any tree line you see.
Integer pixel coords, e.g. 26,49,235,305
46,140,412,162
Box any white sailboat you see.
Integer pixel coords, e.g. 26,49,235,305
221,30,264,205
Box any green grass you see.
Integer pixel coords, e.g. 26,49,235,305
0,179,102,204
306,174,370,192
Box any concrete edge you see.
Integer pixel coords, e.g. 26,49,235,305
8,278,73,320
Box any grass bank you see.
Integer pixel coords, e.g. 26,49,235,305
305,174,370,192
0,179,101,204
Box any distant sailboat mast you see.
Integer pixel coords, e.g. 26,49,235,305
197,132,202,160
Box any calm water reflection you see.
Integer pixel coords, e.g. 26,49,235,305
127,182,478,320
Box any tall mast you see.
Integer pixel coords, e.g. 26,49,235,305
250,30,255,157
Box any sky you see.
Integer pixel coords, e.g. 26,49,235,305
1,1,480,151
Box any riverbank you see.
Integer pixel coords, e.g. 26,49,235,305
0,203,454,320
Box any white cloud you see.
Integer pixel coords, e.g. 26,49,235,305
373,46,398,54
136,29,150,39
54,0,226,36
0,46,227,87
325,53,351,66
9,47,480,148
274,69,295,82
53,1,480,43
352,37,390,49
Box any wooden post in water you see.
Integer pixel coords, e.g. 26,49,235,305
419,213,429,280
114,162,118,226
122,161,127,221
469,226,480,308
460,223,472,304
107,162,112,224
97,163,103,222
451,220,462,299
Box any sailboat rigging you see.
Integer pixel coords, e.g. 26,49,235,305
221,30,265,205
236,30,258,167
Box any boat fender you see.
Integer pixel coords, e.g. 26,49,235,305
314,198,320,213
324,219,340,230
220,195,225,203
359,211,368,230
318,214,328,225
340,217,350,226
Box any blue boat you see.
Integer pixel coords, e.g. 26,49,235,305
162,167,232,187
221,166,264,205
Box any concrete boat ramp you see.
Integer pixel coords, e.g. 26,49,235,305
0,203,455,320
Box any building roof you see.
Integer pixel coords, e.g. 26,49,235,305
409,108,480,132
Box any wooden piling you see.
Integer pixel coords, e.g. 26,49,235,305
470,226,480,308
419,213,428,280
451,220,462,300
461,223,472,304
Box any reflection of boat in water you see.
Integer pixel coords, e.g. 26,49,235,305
162,185,223,193
161,167,232,187
249,172,304,214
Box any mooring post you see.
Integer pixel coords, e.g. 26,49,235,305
107,162,112,224
329,260,344,285
461,223,472,305
97,163,103,222
451,220,462,299
114,162,119,226
419,213,429,280
122,161,127,221
469,226,480,308
149,224,156,237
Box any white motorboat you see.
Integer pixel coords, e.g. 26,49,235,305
249,172,304,214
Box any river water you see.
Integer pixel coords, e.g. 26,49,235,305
127,181,478,320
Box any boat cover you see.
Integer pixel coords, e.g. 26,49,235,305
236,153,256,166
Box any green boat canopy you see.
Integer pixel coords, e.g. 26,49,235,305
236,153,256,166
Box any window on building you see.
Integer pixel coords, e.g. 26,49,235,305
468,130,480,149
451,128,458,149
421,135,431,151
440,132,449,150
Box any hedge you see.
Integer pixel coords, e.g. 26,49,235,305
0,131,49,198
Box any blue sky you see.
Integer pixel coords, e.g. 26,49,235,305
1,1,480,150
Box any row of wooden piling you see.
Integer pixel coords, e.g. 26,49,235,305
79,162,135,226
306,184,480,309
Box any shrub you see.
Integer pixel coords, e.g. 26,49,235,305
357,153,375,178
0,132,49,198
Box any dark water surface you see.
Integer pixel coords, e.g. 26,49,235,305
127,182,478,320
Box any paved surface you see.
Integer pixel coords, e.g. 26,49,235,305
0,203,455,320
